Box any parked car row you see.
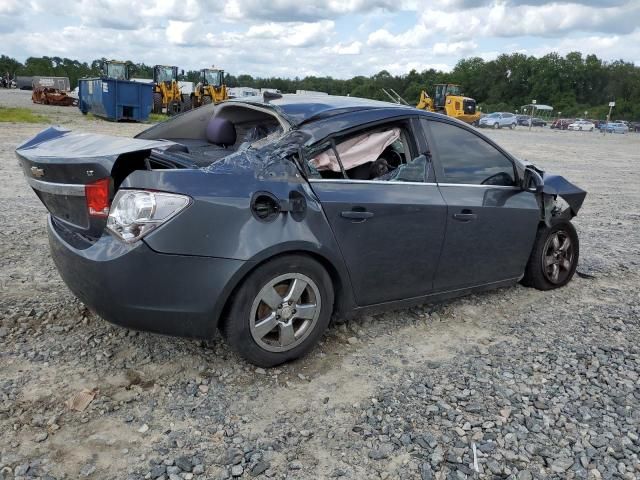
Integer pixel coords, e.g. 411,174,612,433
551,118,636,134
550,118,573,130
477,113,551,129
600,121,629,134
517,116,547,127
476,113,638,134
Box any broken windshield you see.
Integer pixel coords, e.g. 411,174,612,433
447,85,462,96
156,67,174,83
107,63,127,80
204,70,223,86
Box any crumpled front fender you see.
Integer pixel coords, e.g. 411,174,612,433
541,173,587,217
523,163,587,226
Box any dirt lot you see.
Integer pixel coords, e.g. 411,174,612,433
1,89,639,480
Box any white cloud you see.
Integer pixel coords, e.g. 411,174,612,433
525,30,640,64
329,41,363,55
416,1,640,41
1,0,639,79
0,0,21,14
166,21,193,45
367,24,431,48
245,20,334,47
224,0,400,22
432,40,478,56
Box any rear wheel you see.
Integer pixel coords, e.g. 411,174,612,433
221,255,334,367
152,93,163,114
522,221,579,290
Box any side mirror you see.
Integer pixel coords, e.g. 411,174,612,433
523,167,544,193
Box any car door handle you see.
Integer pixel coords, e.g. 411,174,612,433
341,210,374,220
453,211,477,222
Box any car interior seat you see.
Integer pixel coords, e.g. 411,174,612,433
206,117,237,147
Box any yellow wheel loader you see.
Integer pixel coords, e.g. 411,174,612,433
416,84,481,124
152,65,190,115
191,68,228,108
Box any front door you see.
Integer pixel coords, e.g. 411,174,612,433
424,119,540,290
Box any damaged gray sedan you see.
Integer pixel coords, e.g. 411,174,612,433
16,95,586,366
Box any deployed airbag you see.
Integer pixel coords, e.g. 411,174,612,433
311,128,400,172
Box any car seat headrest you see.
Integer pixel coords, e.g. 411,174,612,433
206,117,237,147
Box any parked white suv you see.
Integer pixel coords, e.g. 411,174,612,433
478,112,517,129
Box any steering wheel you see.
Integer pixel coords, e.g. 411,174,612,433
386,149,403,168
481,172,514,186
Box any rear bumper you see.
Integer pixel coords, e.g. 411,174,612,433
48,216,247,339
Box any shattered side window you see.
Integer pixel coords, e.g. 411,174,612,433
385,155,428,182
307,124,428,183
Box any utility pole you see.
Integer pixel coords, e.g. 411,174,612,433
605,101,615,135
529,100,536,131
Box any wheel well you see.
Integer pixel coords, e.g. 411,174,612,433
217,250,346,332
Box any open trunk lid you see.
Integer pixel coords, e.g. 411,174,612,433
16,127,175,239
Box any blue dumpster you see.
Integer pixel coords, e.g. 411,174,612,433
78,78,153,122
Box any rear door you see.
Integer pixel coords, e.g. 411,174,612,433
422,119,540,291
308,119,447,306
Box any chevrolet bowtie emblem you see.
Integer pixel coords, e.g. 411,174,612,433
31,166,45,178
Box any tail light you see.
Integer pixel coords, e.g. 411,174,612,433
85,178,111,217
107,190,190,243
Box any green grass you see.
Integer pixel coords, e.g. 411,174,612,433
83,112,166,124
147,113,167,123
0,107,49,123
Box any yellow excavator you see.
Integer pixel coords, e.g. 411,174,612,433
152,65,190,115
416,84,481,124
191,67,228,108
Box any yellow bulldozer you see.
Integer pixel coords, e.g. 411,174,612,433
191,67,228,108
416,84,481,124
152,65,190,115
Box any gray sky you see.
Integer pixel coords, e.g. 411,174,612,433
1,0,639,77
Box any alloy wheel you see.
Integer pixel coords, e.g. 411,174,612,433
249,273,321,352
542,230,574,284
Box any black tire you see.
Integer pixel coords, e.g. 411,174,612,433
181,95,192,111
221,255,334,367
493,122,499,129
521,221,579,290
202,95,212,105
152,92,163,114
167,100,182,116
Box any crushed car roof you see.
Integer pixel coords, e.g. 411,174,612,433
229,94,414,126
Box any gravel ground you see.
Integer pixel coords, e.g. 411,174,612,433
1,89,639,480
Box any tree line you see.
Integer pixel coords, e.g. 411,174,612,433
1,52,638,119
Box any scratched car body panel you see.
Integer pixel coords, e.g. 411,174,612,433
16,95,587,366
